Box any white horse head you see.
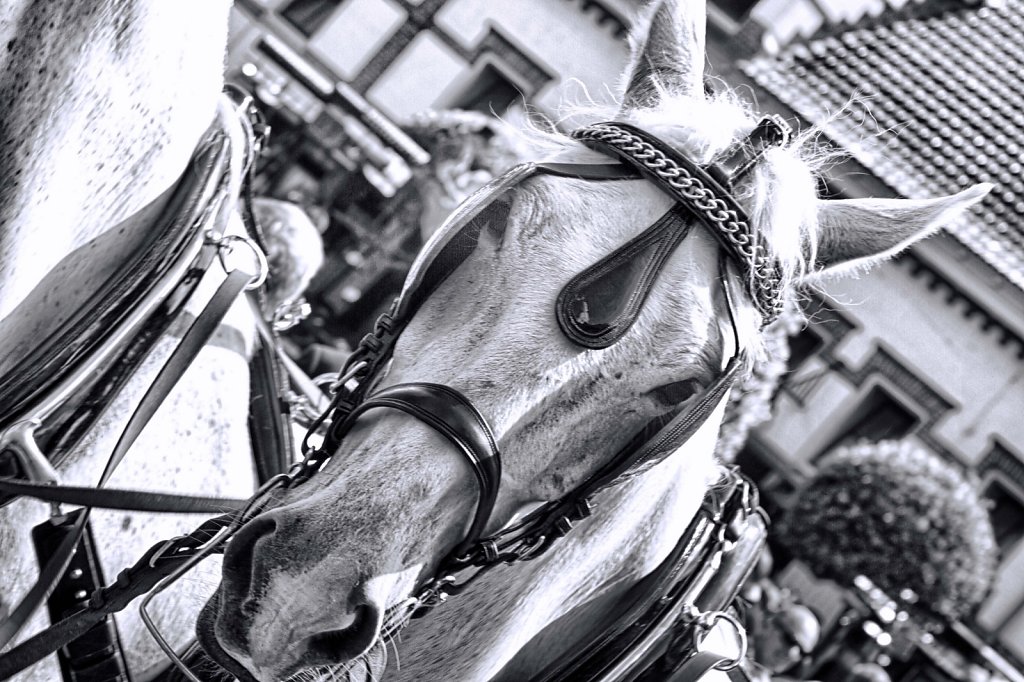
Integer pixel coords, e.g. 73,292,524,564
198,1,988,681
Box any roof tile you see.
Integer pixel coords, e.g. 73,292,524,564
743,0,1024,290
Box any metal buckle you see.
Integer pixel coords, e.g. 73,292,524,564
208,232,269,291
140,523,235,682
0,420,59,486
688,607,748,672
0,420,62,515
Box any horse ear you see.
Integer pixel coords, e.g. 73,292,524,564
621,0,707,111
805,184,992,278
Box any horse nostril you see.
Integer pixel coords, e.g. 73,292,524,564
304,604,382,663
221,514,279,615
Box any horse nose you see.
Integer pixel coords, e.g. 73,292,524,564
246,603,383,679
215,509,386,676
219,512,277,618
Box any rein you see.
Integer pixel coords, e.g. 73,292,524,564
0,94,280,680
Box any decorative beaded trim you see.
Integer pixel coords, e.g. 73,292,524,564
571,123,784,324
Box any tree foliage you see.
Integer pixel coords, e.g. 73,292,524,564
777,440,998,621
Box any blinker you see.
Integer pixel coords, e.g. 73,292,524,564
556,208,693,349
558,115,792,348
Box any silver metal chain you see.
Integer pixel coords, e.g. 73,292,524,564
572,124,784,323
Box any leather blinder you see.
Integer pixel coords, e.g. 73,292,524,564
556,208,693,349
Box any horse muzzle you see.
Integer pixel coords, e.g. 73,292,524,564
196,508,387,681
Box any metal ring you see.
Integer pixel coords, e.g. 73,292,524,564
693,609,749,672
211,233,269,291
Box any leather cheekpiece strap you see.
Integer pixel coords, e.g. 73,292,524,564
706,114,792,190
328,383,502,558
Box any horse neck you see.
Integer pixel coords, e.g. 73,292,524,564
390,414,726,682
0,0,230,338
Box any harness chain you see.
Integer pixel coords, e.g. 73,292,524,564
571,123,785,324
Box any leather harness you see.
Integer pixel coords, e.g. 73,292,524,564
0,94,290,681
0,105,791,682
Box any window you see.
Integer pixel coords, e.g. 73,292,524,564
280,0,345,37
711,0,760,22
983,479,1024,555
448,64,524,115
822,385,920,455
786,326,825,374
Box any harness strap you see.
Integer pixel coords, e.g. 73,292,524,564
0,269,252,661
246,309,294,484
0,513,236,680
0,479,248,514
530,471,767,682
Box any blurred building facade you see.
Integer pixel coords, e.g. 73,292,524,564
223,0,1024,678
734,2,1024,676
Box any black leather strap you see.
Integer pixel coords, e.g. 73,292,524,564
706,115,792,190
556,207,693,349
0,269,252,655
246,310,294,485
32,511,130,682
328,383,501,558
533,162,641,181
0,479,248,513
0,513,236,680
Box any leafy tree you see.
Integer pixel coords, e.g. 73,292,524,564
777,440,998,620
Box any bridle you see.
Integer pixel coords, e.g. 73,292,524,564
200,116,791,679
0,108,791,682
311,115,792,608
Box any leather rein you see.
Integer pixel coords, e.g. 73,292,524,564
0,93,293,680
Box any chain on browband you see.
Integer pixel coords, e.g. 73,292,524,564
570,118,789,324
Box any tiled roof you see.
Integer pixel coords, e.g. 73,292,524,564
743,1,1024,291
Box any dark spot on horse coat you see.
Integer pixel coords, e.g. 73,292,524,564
121,516,132,531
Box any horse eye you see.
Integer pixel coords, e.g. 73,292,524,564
648,378,705,407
